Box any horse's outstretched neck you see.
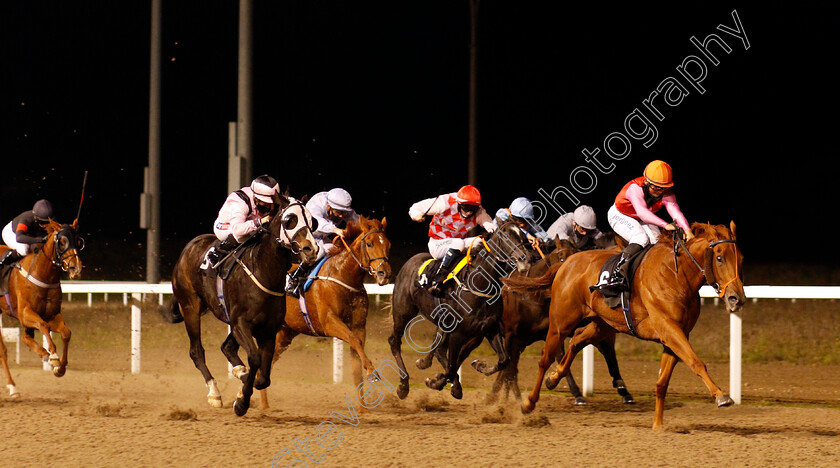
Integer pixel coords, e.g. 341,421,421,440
159,297,184,323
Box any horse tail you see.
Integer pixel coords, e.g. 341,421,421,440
501,262,563,293
159,297,184,323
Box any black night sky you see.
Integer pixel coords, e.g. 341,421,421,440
2,2,838,280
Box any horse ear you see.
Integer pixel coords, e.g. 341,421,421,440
730,220,737,239
72,218,79,230
275,193,290,208
299,194,309,204
381,217,387,231
554,234,562,249
691,222,707,239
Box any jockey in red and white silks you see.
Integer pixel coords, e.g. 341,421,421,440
409,186,496,259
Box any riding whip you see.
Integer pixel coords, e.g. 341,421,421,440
76,170,88,221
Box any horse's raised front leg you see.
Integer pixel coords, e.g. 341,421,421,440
471,322,509,376
322,314,376,384
18,309,54,362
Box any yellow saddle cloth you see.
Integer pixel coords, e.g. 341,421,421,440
417,238,490,285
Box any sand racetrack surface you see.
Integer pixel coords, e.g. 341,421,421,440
0,300,838,467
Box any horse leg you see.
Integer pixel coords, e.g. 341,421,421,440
658,319,732,406
558,339,587,406
17,308,55,362
653,348,680,430
230,323,261,417
321,315,376,383
470,322,509,376
0,333,18,398
48,314,71,377
182,302,221,408
254,330,277,391
221,332,247,382
441,335,482,399
522,325,564,413
260,327,298,410
594,332,635,404
415,328,443,369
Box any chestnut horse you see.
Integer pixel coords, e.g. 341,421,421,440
0,219,84,396
161,196,319,416
259,216,391,408
518,222,745,429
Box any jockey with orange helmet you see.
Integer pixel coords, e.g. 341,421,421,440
409,185,496,295
603,160,692,286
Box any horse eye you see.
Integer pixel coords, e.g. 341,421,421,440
283,214,298,230
366,242,373,248
716,255,723,263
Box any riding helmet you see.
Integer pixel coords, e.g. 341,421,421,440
643,160,674,188
33,199,54,221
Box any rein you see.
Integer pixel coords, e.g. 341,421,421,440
337,229,390,277
672,229,738,298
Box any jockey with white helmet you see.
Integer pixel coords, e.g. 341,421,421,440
0,199,54,266
546,205,603,251
201,174,281,270
495,197,550,248
285,188,360,297
409,185,496,296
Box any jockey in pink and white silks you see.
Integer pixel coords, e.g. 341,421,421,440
409,185,496,295
603,160,693,287
201,174,281,270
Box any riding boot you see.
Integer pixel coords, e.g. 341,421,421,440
285,263,312,298
606,243,643,287
0,250,23,267
427,248,463,297
201,235,239,271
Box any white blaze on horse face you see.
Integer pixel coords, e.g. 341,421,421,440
280,199,320,261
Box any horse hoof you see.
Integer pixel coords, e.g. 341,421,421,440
574,396,587,406
7,385,19,399
233,398,249,417
232,365,247,383
254,377,270,391
622,395,636,405
49,354,60,368
415,357,432,370
450,385,463,400
521,397,535,414
544,373,560,391
716,394,734,407
396,384,409,400
471,359,485,373
52,366,66,378
208,396,223,408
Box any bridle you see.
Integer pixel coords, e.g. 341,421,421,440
484,221,532,265
271,200,316,255
673,229,739,298
49,225,84,272
338,229,390,277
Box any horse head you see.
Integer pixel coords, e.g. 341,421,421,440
269,195,320,265
44,219,84,279
688,221,746,312
545,236,578,266
357,216,391,286
487,220,534,274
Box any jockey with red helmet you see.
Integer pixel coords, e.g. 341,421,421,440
601,160,692,287
409,185,496,295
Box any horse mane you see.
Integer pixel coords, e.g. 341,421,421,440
501,262,563,292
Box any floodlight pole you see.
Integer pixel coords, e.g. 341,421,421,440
467,0,479,186
145,0,162,284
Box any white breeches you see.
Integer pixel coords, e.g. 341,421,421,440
607,204,661,247
2,223,29,255
427,236,480,260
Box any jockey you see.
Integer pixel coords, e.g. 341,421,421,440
494,197,550,249
0,199,53,266
409,185,496,296
604,160,692,286
202,174,281,270
546,205,604,251
285,188,359,297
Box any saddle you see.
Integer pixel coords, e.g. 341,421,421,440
417,253,470,289
589,245,653,308
202,239,251,280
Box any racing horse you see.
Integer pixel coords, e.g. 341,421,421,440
161,196,319,416
492,237,635,405
388,219,534,400
0,219,84,396
519,222,745,429
259,216,391,409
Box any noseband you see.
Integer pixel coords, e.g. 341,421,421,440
273,201,315,254
339,229,390,277
51,226,84,272
673,229,738,298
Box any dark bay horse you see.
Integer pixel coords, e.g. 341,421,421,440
494,237,635,405
518,222,745,429
389,220,534,400
162,196,319,416
0,219,84,396
259,216,391,409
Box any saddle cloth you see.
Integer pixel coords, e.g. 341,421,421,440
417,253,470,286
590,245,652,309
